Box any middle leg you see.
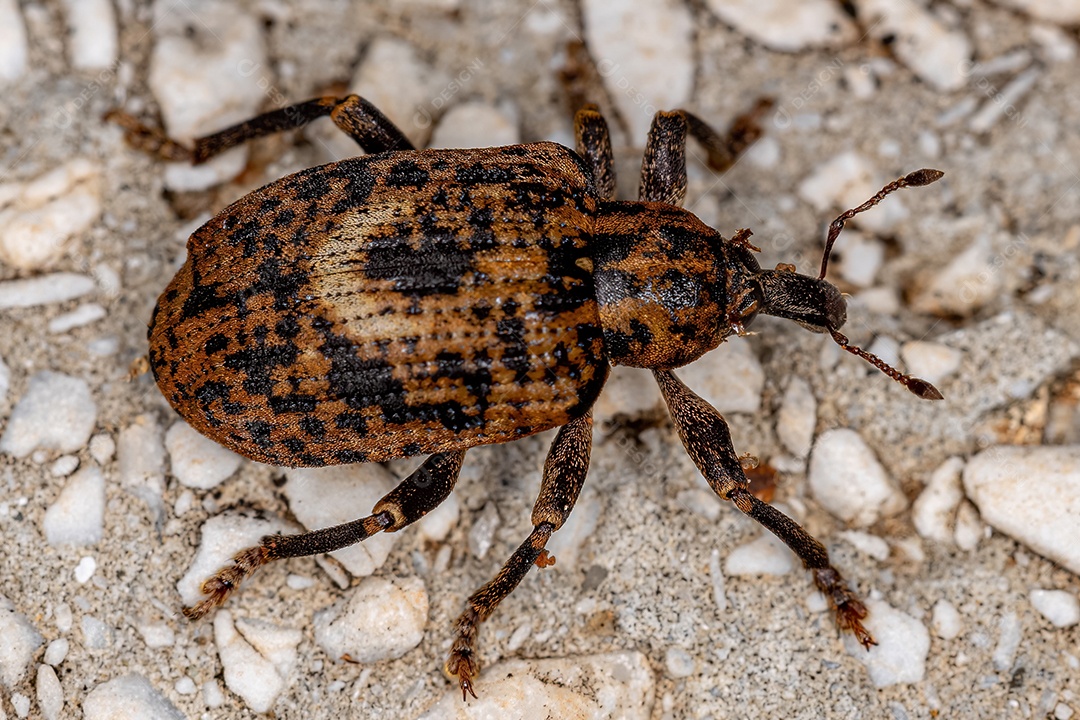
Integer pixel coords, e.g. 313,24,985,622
445,410,593,699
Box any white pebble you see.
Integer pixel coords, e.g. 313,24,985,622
117,414,166,515
0,597,44,689
900,341,962,388
10,694,29,717
507,623,532,652
797,151,908,235
679,336,764,414
43,465,105,546
994,0,1080,24
43,639,68,667
172,489,194,516
808,428,907,527
313,576,428,663
468,501,501,561
545,489,601,571
911,239,1003,317
963,445,1080,574
36,665,63,720
593,366,661,418
88,433,115,464
0,371,97,459
177,511,297,607
1030,23,1078,63
1055,703,1075,720
931,599,963,639
214,611,302,713
993,612,1022,671
283,464,397,577
953,501,985,552
416,490,460,544
48,304,107,334
724,531,795,576
60,0,117,70
1029,590,1080,628
709,549,727,612
81,615,110,649
83,674,185,720
48,455,79,477
429,101,520,150
0,159,103,271
852,0,971,92
173,677,197,695
805,590,830,614
53,604,72,634
969,67,1041,134
665,646,695,678
149,5,267,191
417,651,654,720
837,530,890,561
703,0,855,52
135,623,175,649
203,680,225,708
74,556,97,584
0,0,28,84
836,231,885,288
844,599,930,687
776,376,816,458
165,421,242,490
286,573,315,590
912,456,965,544
582,0,694,140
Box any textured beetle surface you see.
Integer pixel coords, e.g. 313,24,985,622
150,143,609,467
113,91,943,701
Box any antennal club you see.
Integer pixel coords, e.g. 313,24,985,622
830,329,944,400
818,168,944,280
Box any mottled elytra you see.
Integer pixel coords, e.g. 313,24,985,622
109,93,943,700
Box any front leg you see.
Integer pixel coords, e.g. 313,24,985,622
653,369,875,648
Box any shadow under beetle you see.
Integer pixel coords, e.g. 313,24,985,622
109,94,943,700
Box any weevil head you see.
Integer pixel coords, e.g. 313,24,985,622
754,263,847,334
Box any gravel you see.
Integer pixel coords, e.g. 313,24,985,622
843,598,931,688
1029,589,1080,628
82,674,185,720
313,576,429,664
808,428,907,527
0,371,97,458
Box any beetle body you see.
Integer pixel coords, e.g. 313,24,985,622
150,142,753,467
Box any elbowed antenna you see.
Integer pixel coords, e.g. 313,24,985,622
818,169,946,401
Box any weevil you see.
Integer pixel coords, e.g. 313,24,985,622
109,94,943,699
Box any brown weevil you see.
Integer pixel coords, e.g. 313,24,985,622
109,94,943,699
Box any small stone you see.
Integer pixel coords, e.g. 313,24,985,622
724,531,795,576
776,376,816,458
931,599,963,640
74,556,97,584
969,68,1041,134
798,151,909,235
286,573,315,591
43,465,105,546
0,597,44,690
836,231,885,288
0,372,97,459
709,549,727,612
53,604,72,634
953,501,985,552
808,428,907,527
910,233,1002,318
417,651,654,719
665,647,695,678
993,0,1080,24
1029,589,1080,628
165,421,242,490
0,0,28,84
0,273,96,309
507,623,532,653
48,304,107,334
416,490,460,544
843,599,930,687
117,414,166,518
174,677,197,695
837,530,890,561
214,611,302,713
88,433,115,464
430,101,519,150
313,576,428,663
703,0,855,52
679,336,764,414
468,501,501,561
545,489,601,571
993,611,1022,671
0,159,102,271
283,465,397,577
36,664,63,720
149,5,267,191
136,623,175,649
912,456,965,544
593,366,662,418
11,693,29,718
1031,23,1078,63
900,341,962,388
83,674,185,720
177,512,297,607
43,639,68,667
48,455,79,478
81,615,110,649
351,37,447,148
60,0,117,71
963,445,1080,574
1055,703,1075,720
582,0,693,140
852,0,971,92
203,680,225,708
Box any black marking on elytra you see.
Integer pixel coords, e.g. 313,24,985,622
456,163,515,185
245,420,273,448
269,394,318,414
282,437,306,454
223,343,300,397
272,208,297,229
205,333,229,354
275,316,301,339
658,270,703,311
384,159,430,188
334,411,368,433
496,318,530,378
318,325,408,419
362,228,474,297
299,416,326,439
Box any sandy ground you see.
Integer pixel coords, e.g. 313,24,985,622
2,0,1080,718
